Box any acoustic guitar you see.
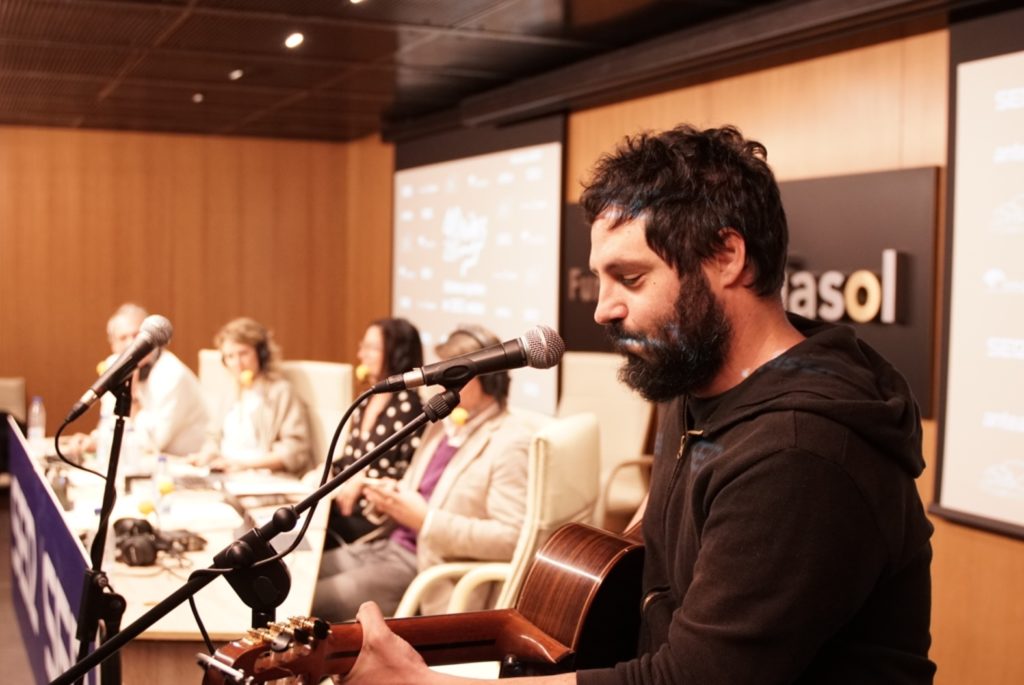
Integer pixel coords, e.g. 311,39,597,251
199,522,644,683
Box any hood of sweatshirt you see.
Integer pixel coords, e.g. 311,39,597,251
691,313,925,478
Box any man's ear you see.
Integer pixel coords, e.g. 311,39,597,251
707,228,748,289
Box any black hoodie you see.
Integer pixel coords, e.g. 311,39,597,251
580,315,935,685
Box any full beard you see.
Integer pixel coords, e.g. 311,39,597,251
608,271,731,402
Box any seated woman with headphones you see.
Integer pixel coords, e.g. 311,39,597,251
313,324,533,620
189,317,312,475
327,317,427,547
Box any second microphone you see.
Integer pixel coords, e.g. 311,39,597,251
371,325,565,393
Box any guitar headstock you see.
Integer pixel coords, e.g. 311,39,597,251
198,616,336,684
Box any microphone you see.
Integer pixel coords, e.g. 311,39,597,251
372,325,565,393
64,315,174,423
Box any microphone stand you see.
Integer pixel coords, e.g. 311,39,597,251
51,387,461,685
72,379,131,685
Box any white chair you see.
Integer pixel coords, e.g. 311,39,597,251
197,349,353,466
197,348,232,412
393,412,601,618
556,351,654,531
0,377,26,423
279,359,352,466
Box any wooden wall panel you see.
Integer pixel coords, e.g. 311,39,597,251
930,515,1024,684
567,29,949,197
306,146,349,362
0,126,393,437
922,419,1024,684
565,26,1022,685
900,31,950,167
339,135,395,362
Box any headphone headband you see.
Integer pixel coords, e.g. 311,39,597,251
444,325,509,402
450,325,498,351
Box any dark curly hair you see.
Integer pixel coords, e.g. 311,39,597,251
580,124,788,297
373,317,424,377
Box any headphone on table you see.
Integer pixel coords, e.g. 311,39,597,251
113,517,207,567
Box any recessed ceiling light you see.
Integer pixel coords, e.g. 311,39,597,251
229,69,244,81
192,92,204,103
350,0,366,4
284,32,304,49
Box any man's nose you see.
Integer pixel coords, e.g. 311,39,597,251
593,285,626,325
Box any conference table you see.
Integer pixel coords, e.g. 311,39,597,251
7,416,330,685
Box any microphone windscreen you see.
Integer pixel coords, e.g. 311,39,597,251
355,364,369,382
522,325,565,369
140,315,174,347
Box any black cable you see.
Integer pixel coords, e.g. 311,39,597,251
53,421,107,480
185,387,375,641
188,594,216,655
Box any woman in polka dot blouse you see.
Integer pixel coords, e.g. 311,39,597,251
326,318,426,546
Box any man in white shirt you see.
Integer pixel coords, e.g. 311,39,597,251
70,303,208,457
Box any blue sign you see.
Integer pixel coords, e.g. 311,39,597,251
8,418,97,685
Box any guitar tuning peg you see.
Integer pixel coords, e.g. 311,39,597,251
248,627,275,645
312,619,330,640
270,629,294,653
267,621,289,633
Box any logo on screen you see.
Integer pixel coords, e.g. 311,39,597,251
442,207,488,276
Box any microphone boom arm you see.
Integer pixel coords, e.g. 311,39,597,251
51,388,462,685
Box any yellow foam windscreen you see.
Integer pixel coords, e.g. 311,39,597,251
450,407,469,427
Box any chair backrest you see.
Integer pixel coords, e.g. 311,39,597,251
197,348,232,412
197,349,352,466
279,360,352,466
556,351,654,529
557,352,653,472
0,377,26,423
494,411,601,608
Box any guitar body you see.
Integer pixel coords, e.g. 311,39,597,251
513,522,645,673
201,523,644,683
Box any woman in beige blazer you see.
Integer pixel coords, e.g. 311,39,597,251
313,325,532,619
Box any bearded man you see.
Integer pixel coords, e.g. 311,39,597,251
331,125,937,685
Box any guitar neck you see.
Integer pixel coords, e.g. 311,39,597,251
330,609,572,673
205,609,573,683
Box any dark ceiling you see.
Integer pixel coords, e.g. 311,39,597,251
0,0,1001,143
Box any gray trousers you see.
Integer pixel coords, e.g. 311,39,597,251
312,537,418,621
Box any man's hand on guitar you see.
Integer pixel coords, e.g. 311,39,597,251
345,602,577,685
344,602,432,684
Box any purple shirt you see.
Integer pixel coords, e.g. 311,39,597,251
390,435,459,553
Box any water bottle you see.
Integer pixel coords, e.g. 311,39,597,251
153,455,174,518
118,424,140,494
27,395,47,457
